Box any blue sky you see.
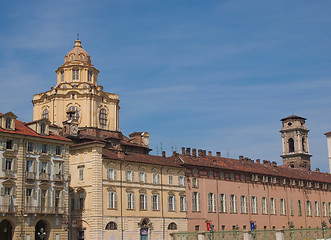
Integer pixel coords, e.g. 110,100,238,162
1,0,331,172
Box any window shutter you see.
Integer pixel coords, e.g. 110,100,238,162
132,172,134,181
225,195,227,212
234,196,237,213
114,192,117,208
2,158,5,171
174,196,177,211
13,158,17,171
157,195,160,210
114,170,117,180
197,192,200,211
108,191,111,208
132,193,135,209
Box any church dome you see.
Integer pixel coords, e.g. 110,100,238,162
64,39,91,64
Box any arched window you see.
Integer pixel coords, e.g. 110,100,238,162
168,222,177,230
99,109,107,129
67,106,80,120
302,138,305,152
288,138,294,152
105,222,117,230
42,109,49,119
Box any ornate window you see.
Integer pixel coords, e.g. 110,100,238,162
105,222,117,230
5,118,11,129
88,70,92,82
72,69,79,80
67,106,79,120
61,71,64,82
99,109,107,129
42,109,49,119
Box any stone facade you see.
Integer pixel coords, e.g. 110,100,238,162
0,112,71,239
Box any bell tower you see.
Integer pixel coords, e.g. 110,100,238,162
280,115,312,170
32,38,120,132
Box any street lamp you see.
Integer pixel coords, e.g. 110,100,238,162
38,227,46,240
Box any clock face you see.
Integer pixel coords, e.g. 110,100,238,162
71,125,78,135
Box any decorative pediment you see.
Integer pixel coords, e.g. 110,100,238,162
125,188,133,193
2,179,16,187
39,182,51,189
107,186,116,191
3,151,17,158
39,155,51,161
139,188,147,193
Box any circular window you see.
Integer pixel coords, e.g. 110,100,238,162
288,122,292,126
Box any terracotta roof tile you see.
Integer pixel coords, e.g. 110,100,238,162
179,155,331,183
281,115,306,121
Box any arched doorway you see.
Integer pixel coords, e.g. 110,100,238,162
0,220,13,240
35,220,48,240
138,218,152,240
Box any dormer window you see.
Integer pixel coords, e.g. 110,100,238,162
40,124,46,134
5,118,11,129
73,69,79,80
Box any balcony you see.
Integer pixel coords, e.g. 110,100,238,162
39,173,50,181
25,205,65,214
4,170,15,178
26,172,36,180
53,174,63,182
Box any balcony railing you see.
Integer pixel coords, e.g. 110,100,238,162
4,170,15,178
54,174,64,182
0,204,17,213
25,205,65,214
39,173,50,181
26,171,36,180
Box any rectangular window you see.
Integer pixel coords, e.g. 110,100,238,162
168,175,173,185
152,173,160,184
27,142,34,152
79,168,84,181
61,71,64,82
180,196,187,211
290,199,294,216
178,176,185,186
315,201,320,216
138,171,146,183
262,197,268,214
270,198,276,215
41,162,47,174
54,190,60,211
4,187,11,196
127,193,135,209
107,168,116,180
192,192,200,212
208,193,216,212
298,200,302,216
168,195,176,211
73,69,79,80
6,140,12,150
219,194,227,213
322,202,327,217
251,196,258,214
79,193,85,210
55,146,61,155
307,201,312,216
41,144,47,153
108,191,117,209
151,194,160,210
125,170,134,182
41,189,46,211
280,199,286,215
240,195,248,214
26,160,32,172
26,188,32,205
229,194,237,213
139,194,147,210
88,70,92,82
192,178,199,188
5,158,12,171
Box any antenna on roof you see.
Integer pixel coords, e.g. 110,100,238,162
77,33,80,40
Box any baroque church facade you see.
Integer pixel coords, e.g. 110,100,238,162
0,39,330,240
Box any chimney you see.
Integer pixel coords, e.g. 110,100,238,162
162,151,166,157
181,147,185,155
172,151,177,156
198,149,203,157
208,151,212,157
263,160,271,165
315,168,320,172
202,150,207,157
272,161,277,166
186,148,191,156
256,159,260,164
216,152,221,157
192,149,197,156
239,155,244,161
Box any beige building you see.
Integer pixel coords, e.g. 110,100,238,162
33,39,188,240
0,112,71,239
